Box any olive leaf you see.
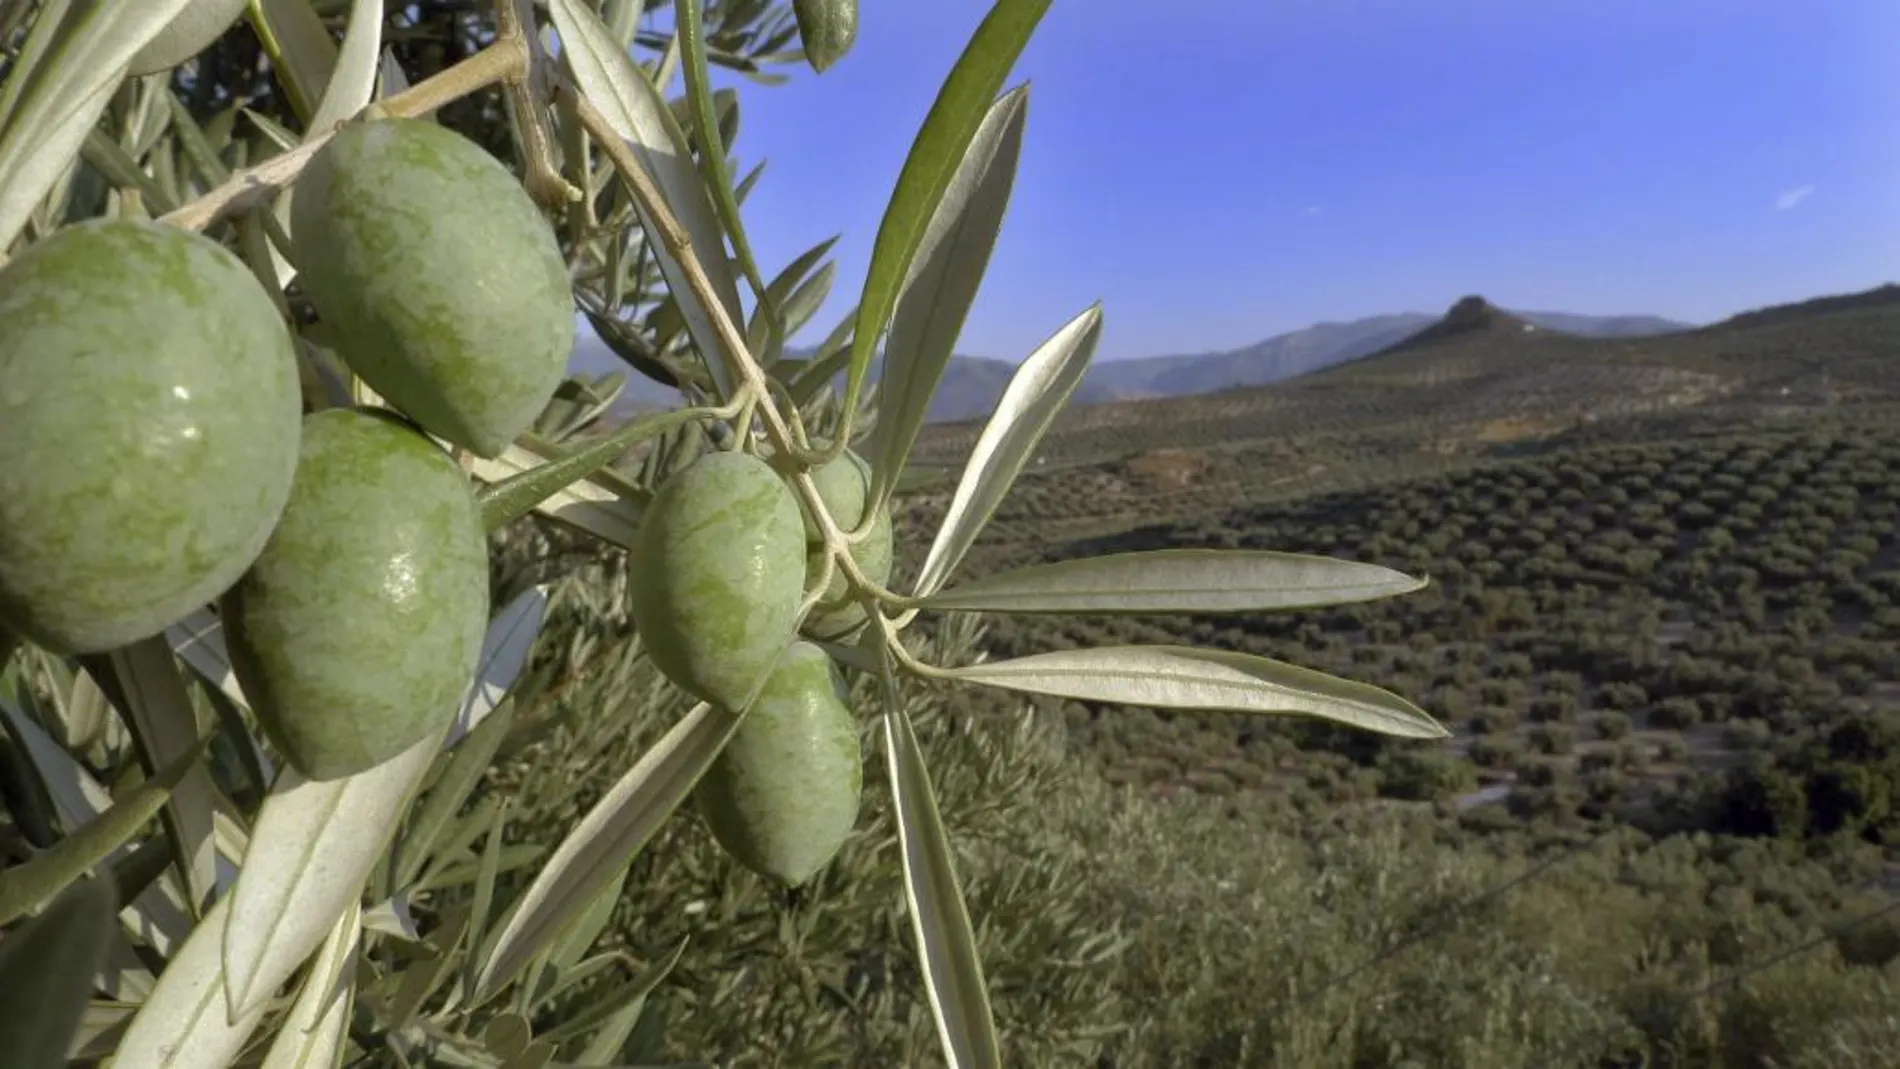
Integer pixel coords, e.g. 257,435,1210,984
80,127,176,212
473,412,710,538
879,655,999,1068
785,309,861,404
165,610,251,715
535,936,688,1047
0,876,119,1069
131,0,251,77
383,901,471,1031
472,701,745,999
550,0,748,400
241,106,302,153
947,645,1451,738
526,859,635,1003
913,303,1103,597
0,682,114,833
837,0,1052,437
447,582,552,749
757,236,840,327
677,0,771,312
0,689,197,956
397,703,521,890
733,157,768,204
378,44,411,95
746,234,839,357
462,798,513,1004
220,726,444,1019
248,0,342,123
0,730,208,928
256,899,361,1069
865,86,1027,512
86,639,224,913
0,0,197,249
164,91,233,188
776,261,837,350
305,0,384,134
66,1000,141,1063
61,663,114,756
113,892,269,1069
918,550,1430,615
793,0,858,74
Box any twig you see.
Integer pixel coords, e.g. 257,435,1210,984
492,0,581,210
557,83,895,613
158,43,523,233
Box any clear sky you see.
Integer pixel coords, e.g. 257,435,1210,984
620,0,1900,364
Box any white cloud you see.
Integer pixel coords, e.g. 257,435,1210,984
1774,184,1815,211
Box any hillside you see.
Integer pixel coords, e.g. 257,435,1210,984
572,304,1692,424
909,283,1900,472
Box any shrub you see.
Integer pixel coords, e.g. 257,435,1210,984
1597,711,1634,740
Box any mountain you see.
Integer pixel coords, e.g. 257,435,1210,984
568,336,1121,424
904,282,1900,470
1071,307,1691,402
1706,283,1900,332
1082,314,1436,399
570,304,1696,425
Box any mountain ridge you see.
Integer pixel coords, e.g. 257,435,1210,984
575,301,1700,424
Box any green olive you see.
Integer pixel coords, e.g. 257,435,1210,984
222,407,490,781
0,219,302,655
695,642,862,886
290,117,573,459
628,451,805,710
805,450,873,540
764,445,873,542
802,503,893,643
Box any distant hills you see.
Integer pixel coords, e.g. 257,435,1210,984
905,281,1900,470
569,302,1699,424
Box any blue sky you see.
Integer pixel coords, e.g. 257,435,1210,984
603,0,1900,364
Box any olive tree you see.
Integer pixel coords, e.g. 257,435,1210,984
0,1,1446,1066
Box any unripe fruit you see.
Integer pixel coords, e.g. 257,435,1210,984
290,117,574,459
803,504,893,642
798,450,873,542
222,408,489,781
0,219,301,654
695,642,862,886
629,451,804,710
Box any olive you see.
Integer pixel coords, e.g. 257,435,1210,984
802,503,893,643
290,117,573,459
627,451,804,711
0,219,301,654
695,642,862,885
222,407,489,780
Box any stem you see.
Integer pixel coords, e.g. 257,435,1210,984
492,0,582,211
876,612,949,680
560,84,863,574
158,44,525,233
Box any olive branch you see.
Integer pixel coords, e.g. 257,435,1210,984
0,2,1452,1067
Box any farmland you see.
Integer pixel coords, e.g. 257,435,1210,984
485,287,1900,1067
